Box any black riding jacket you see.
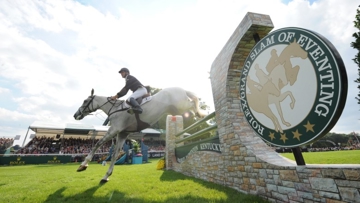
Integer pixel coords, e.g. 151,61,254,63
116,75,144,98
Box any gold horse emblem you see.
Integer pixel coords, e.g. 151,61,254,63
247,39,308,133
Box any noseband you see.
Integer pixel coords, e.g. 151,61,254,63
78,96,96,117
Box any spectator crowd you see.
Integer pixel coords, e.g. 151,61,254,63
143,140,165,152
15,136,112,155
16,136,56,154
13,136,165,155
0,137,14,151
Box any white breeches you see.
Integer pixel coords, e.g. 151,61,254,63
127,86,147,102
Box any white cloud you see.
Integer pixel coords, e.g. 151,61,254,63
0,87,10,94
0,107,36,121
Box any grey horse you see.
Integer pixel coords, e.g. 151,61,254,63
73,87,206,183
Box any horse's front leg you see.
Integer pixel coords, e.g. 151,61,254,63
100,133,121,183
77,133,114,172
100,132,127,184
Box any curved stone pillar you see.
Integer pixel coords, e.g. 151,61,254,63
167,12,360,202
210,12,295,166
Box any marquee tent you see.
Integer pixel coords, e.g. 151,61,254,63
22,121,162,146
28,121,109,139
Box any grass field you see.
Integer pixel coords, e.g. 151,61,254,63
280,150,360,164
0,158,270,203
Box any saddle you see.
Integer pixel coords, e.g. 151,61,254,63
125,93,152,107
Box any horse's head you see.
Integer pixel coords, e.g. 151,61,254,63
285,65,300,86
73,89,96,120
288,39,307,59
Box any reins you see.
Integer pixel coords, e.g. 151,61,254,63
107,98,128,116
80,96,130,119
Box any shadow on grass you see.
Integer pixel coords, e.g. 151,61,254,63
159,169,189,182
159,169,217,184
34,164,62,167
42,185,258,203
43,185,124,203
158,170,270,203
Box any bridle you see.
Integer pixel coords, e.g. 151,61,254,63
78,96,127,118
77,96,96,118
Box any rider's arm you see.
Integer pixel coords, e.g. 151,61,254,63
116,87,128,98
111,87,129,100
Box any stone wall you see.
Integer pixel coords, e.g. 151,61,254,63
165,12,360,203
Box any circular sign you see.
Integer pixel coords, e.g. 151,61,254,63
239,27,347,147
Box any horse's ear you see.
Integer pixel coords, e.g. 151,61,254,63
91,88,94,96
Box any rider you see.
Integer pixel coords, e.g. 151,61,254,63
111,67,147,114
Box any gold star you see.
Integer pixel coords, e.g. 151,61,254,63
292,129,302,141
303,121,315,132
269,132,275,141
280,133,288,143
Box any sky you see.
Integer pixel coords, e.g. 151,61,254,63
0,0,359,146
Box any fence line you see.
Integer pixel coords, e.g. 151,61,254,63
175,112,215,137
175,124,217,144
174,112,217,145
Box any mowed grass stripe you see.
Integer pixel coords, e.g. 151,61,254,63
0,158,270,203
280,150,360,164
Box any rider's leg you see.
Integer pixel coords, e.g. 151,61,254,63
127,86,147,114
129,98,143,114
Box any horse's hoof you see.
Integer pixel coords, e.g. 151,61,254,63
99,178,109,184
76,164,88,172
290,102,295,109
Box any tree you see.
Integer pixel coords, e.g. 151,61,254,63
351,6,360,106
148,86,161,95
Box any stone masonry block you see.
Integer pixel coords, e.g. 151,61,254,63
343,169,360,181
338,187,360,203
278,186,297,196
280,170,300,182
322,169,346,179
335,179,360,188
294,182,313,193
318,191,340,200
309,178,338,193
272,192,289,202
267,184,278,192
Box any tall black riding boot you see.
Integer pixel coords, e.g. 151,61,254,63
128,97,143,114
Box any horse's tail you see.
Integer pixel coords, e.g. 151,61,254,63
185,90,207,118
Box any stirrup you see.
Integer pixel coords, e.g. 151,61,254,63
127,108,142,114
127,108,134,115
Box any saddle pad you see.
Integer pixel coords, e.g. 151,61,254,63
124,96,152,109
140,96,152,105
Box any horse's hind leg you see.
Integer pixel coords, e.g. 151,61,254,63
100,132,127,183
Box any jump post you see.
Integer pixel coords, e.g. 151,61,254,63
165,12,360,203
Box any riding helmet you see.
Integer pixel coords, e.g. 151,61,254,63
119,67,130,74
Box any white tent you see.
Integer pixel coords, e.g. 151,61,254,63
141,128,162,135
23,121,162,147
26,121,109,141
